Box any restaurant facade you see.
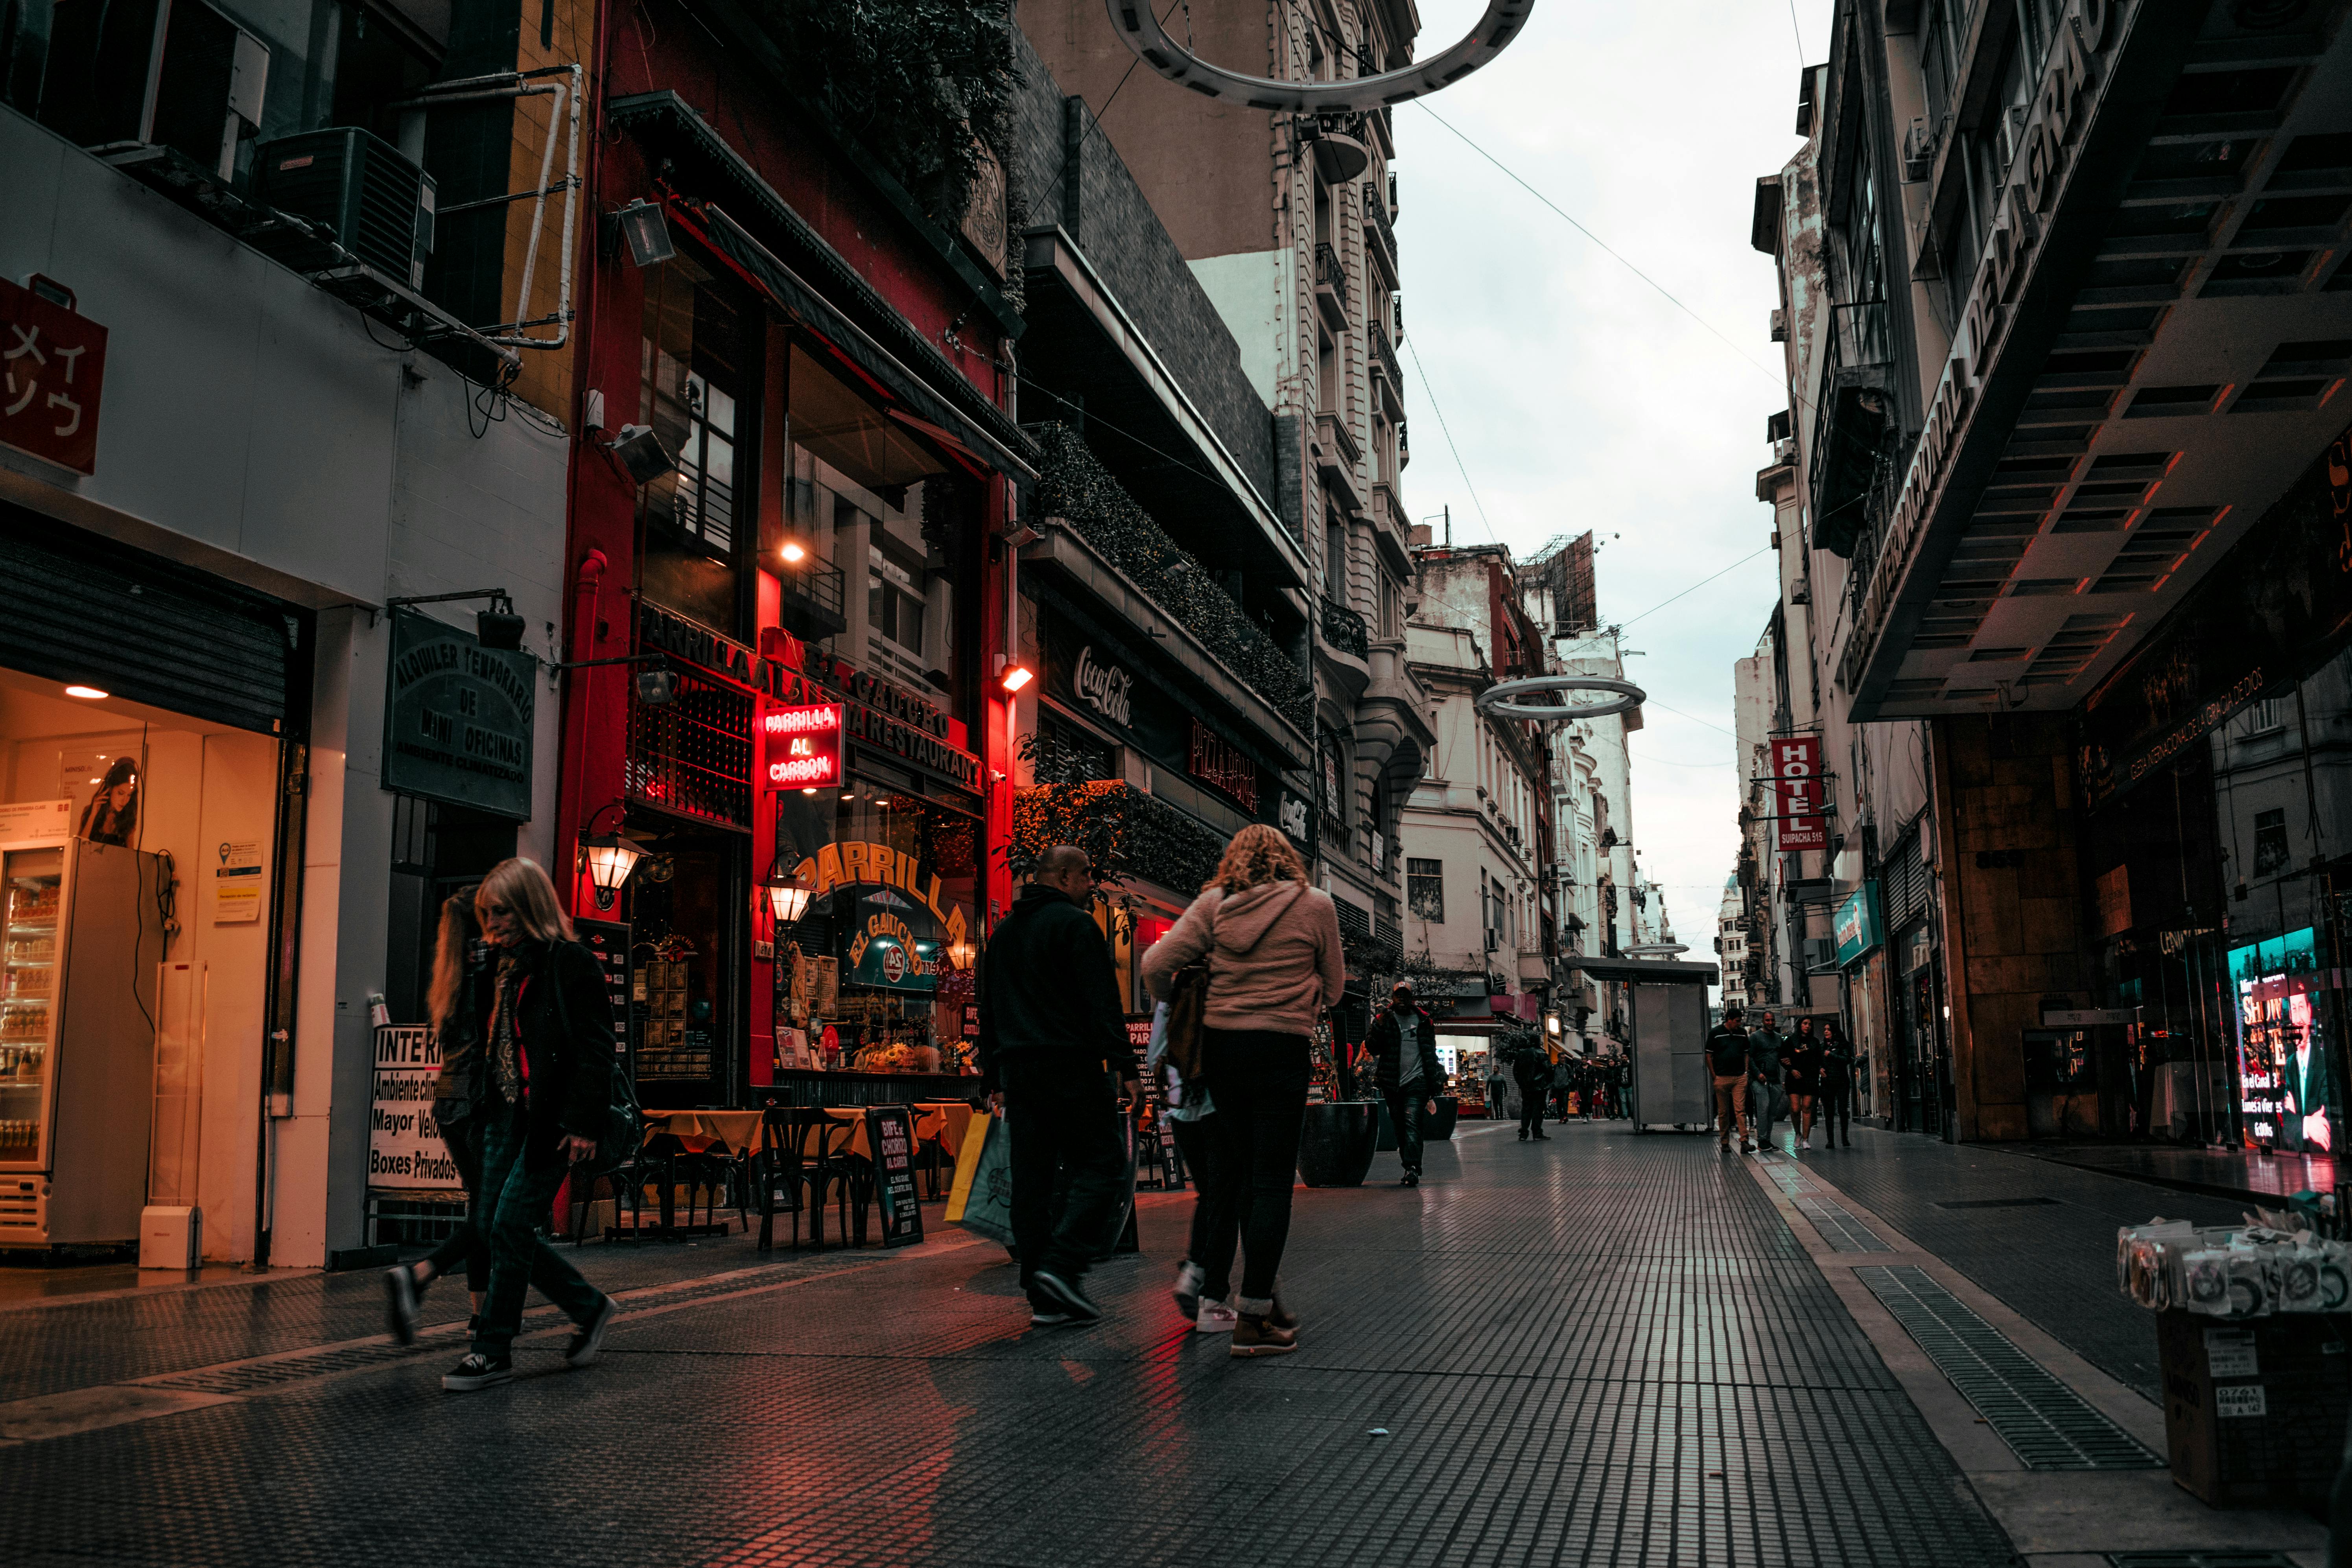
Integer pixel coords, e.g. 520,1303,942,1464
553,4,1037,1116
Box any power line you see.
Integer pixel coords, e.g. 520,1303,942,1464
1403,335,1500,544
1617,547,1772,629
1641,697,1741,739
1787,0,1808,64
1412,103,1808,415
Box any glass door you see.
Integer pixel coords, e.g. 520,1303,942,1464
0,848,62,1169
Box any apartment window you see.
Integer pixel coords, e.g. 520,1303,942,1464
639,261,752,633
1320,728,1349,825
2254,807,2291,877
868,547,927,655
1326,521,1348,603
1407,858,1445,922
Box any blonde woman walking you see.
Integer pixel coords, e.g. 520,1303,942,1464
440,858,622,1391
1141,825,1343,1357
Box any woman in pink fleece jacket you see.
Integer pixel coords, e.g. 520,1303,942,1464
1141,824,1344,1356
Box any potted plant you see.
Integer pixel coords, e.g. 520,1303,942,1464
1297,1101,1378,1186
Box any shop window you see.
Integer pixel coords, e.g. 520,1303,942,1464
1407,857,1444,922
640,259,752,634
2254,807,2291,877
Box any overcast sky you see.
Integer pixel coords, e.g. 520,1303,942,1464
1399,0,1836,945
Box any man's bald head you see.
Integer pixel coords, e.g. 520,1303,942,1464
1034,844,1093,901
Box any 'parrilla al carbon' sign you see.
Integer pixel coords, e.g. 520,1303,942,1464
384,609,536,820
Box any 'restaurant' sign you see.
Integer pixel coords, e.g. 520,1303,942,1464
383,609,535,820
0,276,107,475
828,659,980,792
1772,734,1826,852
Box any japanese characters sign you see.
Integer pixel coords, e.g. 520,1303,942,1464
0,278,107,475
1772,734,1827,853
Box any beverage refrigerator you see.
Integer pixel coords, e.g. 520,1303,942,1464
0,836,165,1247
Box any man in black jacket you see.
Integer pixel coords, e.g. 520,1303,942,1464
1707,1008,1753,1153
977,844,1138,1327
1366,982,1443,1186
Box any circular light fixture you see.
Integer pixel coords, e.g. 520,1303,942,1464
64,685,108,700
578,832,643,910
802,787,818,796
1104,0,1534,112
1475,674,1644,721
780,541,807,564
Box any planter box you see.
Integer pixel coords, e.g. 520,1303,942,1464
1428,1096,1460,1142
2157,1308,2352,1507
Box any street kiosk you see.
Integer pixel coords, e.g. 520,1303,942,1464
1565,956,1722,1132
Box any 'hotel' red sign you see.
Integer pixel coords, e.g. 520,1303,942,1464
1773,735,1826,852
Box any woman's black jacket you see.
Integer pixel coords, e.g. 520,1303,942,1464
476,939,617,1172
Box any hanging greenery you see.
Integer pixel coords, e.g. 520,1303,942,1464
1008,781,1227,896
746,0,1017,232
1027,423,1312,731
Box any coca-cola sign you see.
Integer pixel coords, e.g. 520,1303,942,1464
1072,645,1133,727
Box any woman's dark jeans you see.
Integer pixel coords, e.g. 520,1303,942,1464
1168,1111,1233,1298
474,1106,605,1357
1201,1028,1309,1307
420,1111,489,1293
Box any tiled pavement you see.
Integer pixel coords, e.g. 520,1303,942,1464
0,1118,2315,1567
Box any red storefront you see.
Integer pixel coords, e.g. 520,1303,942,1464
554,6,1032,1109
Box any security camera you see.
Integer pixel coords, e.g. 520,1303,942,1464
635,664,679,706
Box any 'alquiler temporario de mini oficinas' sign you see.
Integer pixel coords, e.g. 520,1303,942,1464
384,610,535,820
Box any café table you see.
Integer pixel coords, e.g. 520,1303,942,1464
637,1110,769,1235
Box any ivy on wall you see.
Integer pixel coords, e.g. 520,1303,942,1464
1027,423,1312,731
747,0,1017,234
1009,781,1228,897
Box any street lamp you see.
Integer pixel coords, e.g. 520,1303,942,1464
763,848,814,926
578,832,642,910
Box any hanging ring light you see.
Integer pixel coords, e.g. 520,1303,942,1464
1475,674,1645,722
1104,0,1535,113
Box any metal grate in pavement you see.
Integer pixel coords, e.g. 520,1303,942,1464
1937,1197,2059,1210
1857,1264,2163,1470
2106,1554,2300,1567
1794,1193,1893,1253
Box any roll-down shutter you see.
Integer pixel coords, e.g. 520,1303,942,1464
0,504,302,736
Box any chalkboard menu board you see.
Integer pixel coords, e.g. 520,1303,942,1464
574,918,631,1051
864,1105,923,1247
1126,1014,1184,1191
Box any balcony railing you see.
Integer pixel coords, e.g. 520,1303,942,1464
1322,597,1370,660
775,555,848,641
1369,320,1401,387
1315,241,1349,313
1362,180,1399,284
1809,296,1898,558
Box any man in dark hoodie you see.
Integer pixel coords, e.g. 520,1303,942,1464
977,844,1138,1327
1366,982,1443,1187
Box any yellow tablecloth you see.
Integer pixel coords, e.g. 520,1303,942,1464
642,1109,768,1156
913,1101,975,1158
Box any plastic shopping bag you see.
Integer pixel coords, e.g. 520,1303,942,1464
948,1111,1014,1246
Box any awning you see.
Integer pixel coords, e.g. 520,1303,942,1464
608,91,1038,483
1563,956,1721,986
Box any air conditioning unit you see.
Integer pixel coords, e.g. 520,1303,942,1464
1772,437,1798,468
1902,117,1934,182
1789,578,1811,606
255,127,437,289
1769,308,1788,343
39,0,269,181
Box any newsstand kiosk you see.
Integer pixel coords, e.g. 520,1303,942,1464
1566,956,1721,1133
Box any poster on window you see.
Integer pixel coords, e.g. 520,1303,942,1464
2228,927,2337,1155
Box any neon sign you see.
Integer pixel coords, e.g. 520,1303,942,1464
763,702,843,788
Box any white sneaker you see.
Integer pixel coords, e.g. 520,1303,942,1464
1194,1298,1239,1334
